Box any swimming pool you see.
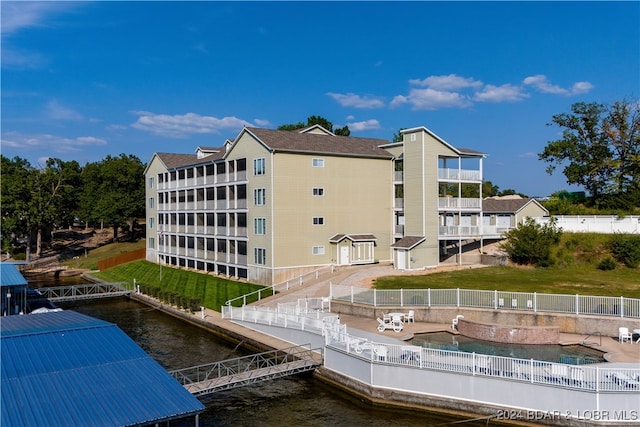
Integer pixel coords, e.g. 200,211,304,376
411,332,605,365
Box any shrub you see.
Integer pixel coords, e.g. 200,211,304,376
609,234,640,268
500,218,562,266
597,257,617,271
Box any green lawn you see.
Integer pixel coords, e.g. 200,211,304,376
373,265,640,298
91,260,264,311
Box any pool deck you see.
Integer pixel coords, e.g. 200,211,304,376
247,263,640,364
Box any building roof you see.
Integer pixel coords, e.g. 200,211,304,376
390,236,425,249
328,234,377,243
243,127,395,159
155,151,223,170
0,263,28,288
1,310,204,427
482,197,548,215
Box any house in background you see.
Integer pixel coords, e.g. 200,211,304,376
144,125,548,285
1,263,28,316
482,195,549,235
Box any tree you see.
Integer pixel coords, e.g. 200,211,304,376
500,218,562,267
539,99,640,208
90,154,145,241
0,156,32,254
278,115,350,136
392,128,405,143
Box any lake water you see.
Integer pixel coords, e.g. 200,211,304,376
59,297,492,426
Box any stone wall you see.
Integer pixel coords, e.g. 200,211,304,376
456,318,559,344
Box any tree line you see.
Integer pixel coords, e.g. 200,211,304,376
1,154,145,260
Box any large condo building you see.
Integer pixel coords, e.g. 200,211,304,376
145,125,544,285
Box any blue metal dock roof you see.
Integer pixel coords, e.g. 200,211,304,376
1,310,204,427
0,263,28,287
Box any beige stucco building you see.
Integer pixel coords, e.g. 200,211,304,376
144,125,546,285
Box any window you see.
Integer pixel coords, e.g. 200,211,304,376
312,188,324,196
149,237,155,249
312,158,324,167
254,248,266,265
253,188,266,205
312,246,325,255
253,158,265,175
254,218,266,235
148,177,154,188
312,217,324,225
148,197,154,209
148,217,154,229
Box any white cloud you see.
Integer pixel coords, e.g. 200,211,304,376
1,131,107,154
474,84,529,103
523,74,593,96
391,88,472,110
519,152,537,158
409,74,483,90
253,118,271,127
326,92,385,109
46,100,84,121
130,111,251,138
346,119,381,132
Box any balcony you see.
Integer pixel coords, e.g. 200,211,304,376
438,168,481,181
438,197,481,210
438,225,512,238
394,224,404,234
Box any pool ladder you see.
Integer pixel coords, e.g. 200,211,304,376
582,331,602,346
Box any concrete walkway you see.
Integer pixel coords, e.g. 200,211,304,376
191,263,640,364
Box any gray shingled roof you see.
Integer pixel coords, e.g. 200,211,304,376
390,236,425,249
482,198,537,213
245,127,394,159
155,151,223,170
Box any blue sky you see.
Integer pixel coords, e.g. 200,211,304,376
2,1,638,197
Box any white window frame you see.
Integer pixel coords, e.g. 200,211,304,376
148,197,154,209
312,187,324,196
253,158,265,175
312,217,324,225
148,177,154,188
254,217,266,235
254,188,265,206
312,158,325,167
149,217,154,229
254,248,266,265
149,237,155,249
312,246,325,255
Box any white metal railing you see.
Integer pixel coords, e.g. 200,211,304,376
221,302,340,336
438,226,480,236
223,265,335,308
438,168,481,181
438,197,481,209
331,285,640,319
327,329,640,393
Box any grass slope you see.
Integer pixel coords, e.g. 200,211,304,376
92,260,263,311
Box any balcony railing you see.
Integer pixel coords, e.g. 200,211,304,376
394,171,403,181
438,168,481,181
438,225,512,237
438,197,481,209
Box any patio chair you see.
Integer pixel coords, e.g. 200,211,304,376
377,317,403,333
373,344,388,361
619,327,633,343
607,372,640,389
405,310,415,323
